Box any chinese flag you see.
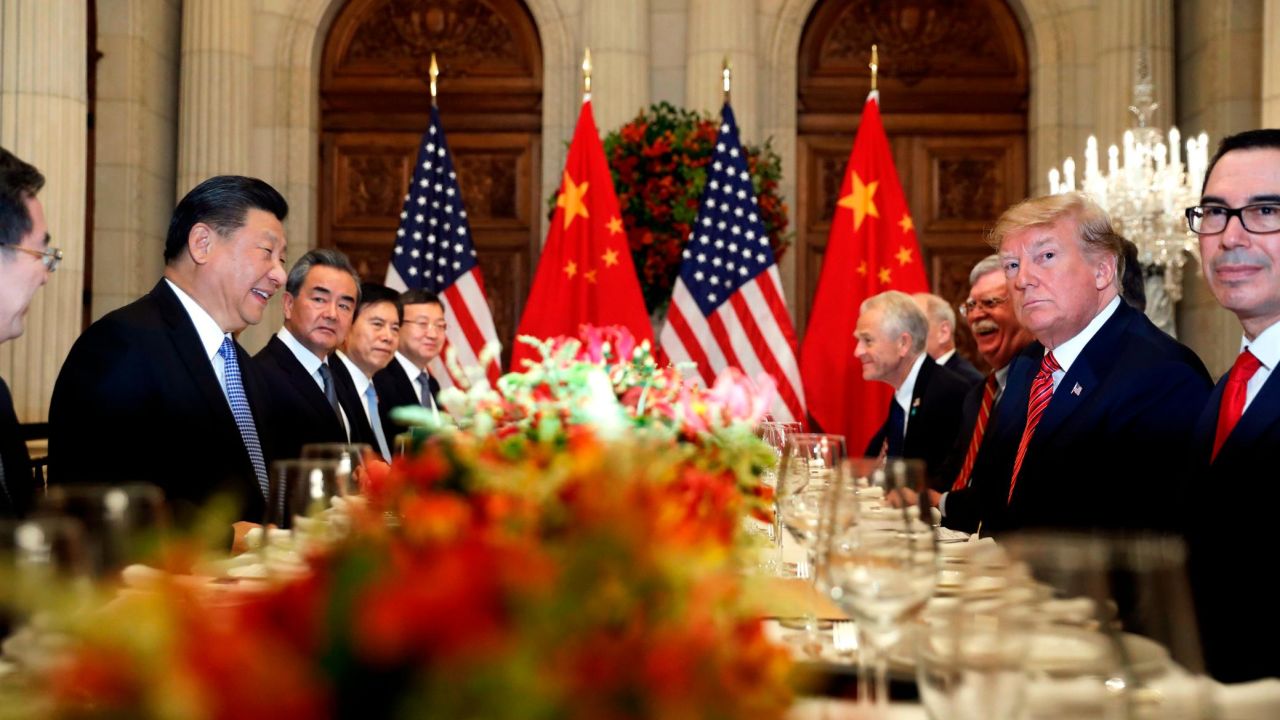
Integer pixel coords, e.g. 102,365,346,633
511,101,654,369
800,94,929,451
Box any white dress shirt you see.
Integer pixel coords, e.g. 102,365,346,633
164,278,230,397
278,327,350,439
936,349,957,367
1045,295,1121,390
1240,321,1280,412
894,353,927,436
394,351,440,416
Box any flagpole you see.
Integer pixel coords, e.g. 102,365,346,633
722,56,731,105
869,44,879,103
582,48,592,103
429,52,439,107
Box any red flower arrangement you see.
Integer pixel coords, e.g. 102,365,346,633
551,103,791,313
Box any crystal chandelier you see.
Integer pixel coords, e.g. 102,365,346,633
1048,57,1210,332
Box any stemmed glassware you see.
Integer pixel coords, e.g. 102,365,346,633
776,433,845,656
754,420,801,572
264,459,351,572
823,457,938,708
37,483,167,579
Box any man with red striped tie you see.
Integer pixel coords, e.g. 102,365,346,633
963,192,1210,536
924,255,1033,531
1182,129,1280,684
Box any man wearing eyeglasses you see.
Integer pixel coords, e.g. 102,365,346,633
963,192,1209,536
0,148,58,518
373,289,446,443
1182,128,1280,683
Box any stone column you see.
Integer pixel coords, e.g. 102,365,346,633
0,1,88,422
1263,0,1280,125
176,0,252,194
685,0,759,141
93,0,180,321
582,0,650,134
1093,0,1176,149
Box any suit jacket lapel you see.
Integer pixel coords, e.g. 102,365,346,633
268,337,342,428
1195,375,1228,463
1030,302,1132,445
151,281,236,424
1216,369,1280,463
903,357,934,456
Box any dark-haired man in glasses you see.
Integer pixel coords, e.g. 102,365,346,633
0,147,57,519
1183,128,1280,684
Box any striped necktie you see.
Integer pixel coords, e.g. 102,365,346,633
952,373,999,491
219,336,268,497
1008,352,1060,504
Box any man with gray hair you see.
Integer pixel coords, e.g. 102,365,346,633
912,292,983,386
254,248,377,461
966,191,1210,534
857,290,969,486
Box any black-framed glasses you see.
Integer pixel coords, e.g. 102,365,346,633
958,295,1007,318
8,244,62,272
1185,203,1280,235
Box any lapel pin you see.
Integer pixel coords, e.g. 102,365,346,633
1071,383,1082,396
912,398,921,408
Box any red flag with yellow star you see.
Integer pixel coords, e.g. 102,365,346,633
800,93,929,450
511,100,654,369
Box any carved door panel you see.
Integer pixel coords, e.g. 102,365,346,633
322,130,538,369
797,0,1028,371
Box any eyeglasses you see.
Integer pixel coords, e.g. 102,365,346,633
1185,203,1280,235
958,295,1007,318
7,244,62,272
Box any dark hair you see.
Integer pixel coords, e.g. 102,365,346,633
400,289,443,309
164,175,289,263
0,147,45,249
286,248,361,300
357,282,403,322
1119,239,1146,313
1202,129,1280,194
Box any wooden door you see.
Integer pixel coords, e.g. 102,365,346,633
797,0,1029,371
320,0,542,368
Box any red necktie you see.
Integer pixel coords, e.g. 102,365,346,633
952,373,999,491
1008,352,1061,504
1211,349,1263,461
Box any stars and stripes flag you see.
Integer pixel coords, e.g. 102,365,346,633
658,103,807,424
799,92,929,449
386,105,503,387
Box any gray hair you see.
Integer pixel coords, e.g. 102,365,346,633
861,290,928,355
285,248,361,300
913,292,955,331
969,254,1004,286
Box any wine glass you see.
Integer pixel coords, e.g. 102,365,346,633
823,457,938,708
917,541,1036,720
0,517,90,665
37,483,167,580
264,459,351,561
753,420,801,572
1001,532,1213,720
300,442,373,493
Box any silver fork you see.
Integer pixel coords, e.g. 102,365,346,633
832,620,858,662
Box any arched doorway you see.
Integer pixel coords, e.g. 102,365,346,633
319,0,543,367
796,0,1028,369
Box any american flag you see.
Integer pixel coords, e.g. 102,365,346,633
386,105,502,387
658,104,807,424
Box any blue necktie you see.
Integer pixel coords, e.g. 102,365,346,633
886,398,906,457
365,383,391,461
219,336,268,497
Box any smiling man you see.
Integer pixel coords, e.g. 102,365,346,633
373,290,447,443
0,148,57,518
961,192,1209,535
254,249,375,461
336,283,403,461
49,176,289,521
1182,128,1280,683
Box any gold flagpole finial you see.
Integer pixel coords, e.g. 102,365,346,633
429,53,439,105
722,56,732,104
582,47,592,101
870,44,879,92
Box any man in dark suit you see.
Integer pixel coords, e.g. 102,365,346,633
0,148,57,518
959,192,1210,536
254,248,375,460
373,289,446,443
48,176,289,522
1182,129,1280,683
929,255,1034,532
858,291,969,488
337,284,403,461
913,292,983,387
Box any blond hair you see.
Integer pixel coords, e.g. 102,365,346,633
987,192,1125,287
